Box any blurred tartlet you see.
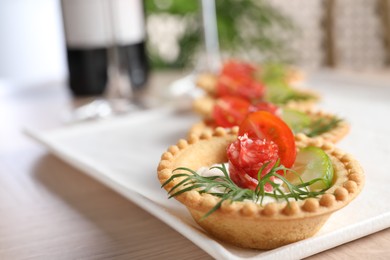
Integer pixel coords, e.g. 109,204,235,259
195,60,320,109
192,96,349,143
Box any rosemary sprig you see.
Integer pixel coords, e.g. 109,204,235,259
304,117,342,137
161,161,329,219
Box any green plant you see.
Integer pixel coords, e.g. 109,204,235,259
145,0,296,69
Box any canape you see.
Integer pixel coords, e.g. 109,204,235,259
191,96,349,143
158,112,363,249
195,60,320,109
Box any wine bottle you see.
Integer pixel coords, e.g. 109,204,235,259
61,0,108,96
120,41,149,90
61,0,148,96
114,0,149,90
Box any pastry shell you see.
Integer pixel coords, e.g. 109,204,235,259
157,127,364,250
189,107,350,144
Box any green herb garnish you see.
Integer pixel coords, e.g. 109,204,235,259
258,63,317,105
304,117,342,137
281,108,343,137
162,161,329,219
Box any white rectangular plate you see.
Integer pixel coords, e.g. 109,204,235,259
26,72,390,259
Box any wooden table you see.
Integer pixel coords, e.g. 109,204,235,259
0,71,389,259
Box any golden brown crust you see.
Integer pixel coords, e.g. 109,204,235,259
196,73,218,95
286,67,306,87
157,128,364,249
192,95,215,120
189,108,350,144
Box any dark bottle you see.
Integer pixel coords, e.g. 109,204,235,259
61,0,109,96
66,48,107,96
110,0,149,91
120,41,149,90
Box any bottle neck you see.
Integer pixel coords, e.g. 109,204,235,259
61,0,145,48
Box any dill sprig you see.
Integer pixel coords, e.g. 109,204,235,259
264,82,317,105
161,161,328,219
304,117,342,137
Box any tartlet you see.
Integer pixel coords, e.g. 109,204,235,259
193,94,319,121
196,68,307,94
157,127,364,250
189,107,350,144
195,73,320,109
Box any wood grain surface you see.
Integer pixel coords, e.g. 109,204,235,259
0,72,389,259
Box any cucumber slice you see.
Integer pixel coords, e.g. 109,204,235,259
281,108,311,134
264,79,315,104
288,146,334,191
264,81,294,104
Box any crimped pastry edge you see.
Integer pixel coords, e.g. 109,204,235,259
157,127,364,220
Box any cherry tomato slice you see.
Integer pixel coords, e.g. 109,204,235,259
238,111,296,168
221,60,256,77
212,96,251,128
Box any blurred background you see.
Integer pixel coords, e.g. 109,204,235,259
0,0,389,91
